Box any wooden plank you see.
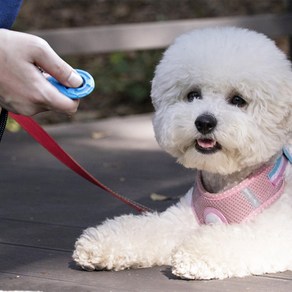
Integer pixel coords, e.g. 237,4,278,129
1,244,291,292
28,13,292,55
1,116,292,291
0,217,82,251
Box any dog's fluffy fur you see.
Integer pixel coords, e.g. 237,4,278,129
73,27,292,279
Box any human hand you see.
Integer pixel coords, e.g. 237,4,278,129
0,29,83,116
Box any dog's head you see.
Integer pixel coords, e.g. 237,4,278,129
151,27,292,175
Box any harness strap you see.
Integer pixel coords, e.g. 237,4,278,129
193,153,289,225
7,113,152,213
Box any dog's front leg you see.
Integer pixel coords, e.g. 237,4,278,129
73,191,197,271
171,223,244,280
171,204,292,280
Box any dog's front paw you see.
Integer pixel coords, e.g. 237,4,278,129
73,227,111,271
171,249,229,280
73,226,139,271
171,249,212,280
73,244,100,271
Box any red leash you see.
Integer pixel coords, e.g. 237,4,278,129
9,113,152,213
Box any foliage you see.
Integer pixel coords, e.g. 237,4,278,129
6,117,21,132
64,49,163,116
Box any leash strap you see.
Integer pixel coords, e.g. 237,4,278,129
9,112,152,213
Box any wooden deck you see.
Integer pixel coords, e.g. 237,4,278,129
0,114,291,291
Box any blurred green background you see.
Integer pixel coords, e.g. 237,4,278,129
13,0,287,124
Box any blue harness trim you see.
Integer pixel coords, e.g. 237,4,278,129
268,147,291,182
283,147,292,163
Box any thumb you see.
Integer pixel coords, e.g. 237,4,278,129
32,39,83,88
66,70,84,88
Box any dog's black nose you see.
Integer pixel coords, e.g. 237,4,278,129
195,114,217,134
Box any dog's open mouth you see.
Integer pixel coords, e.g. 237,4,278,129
195,138,222,154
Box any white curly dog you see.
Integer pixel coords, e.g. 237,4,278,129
73,27,292,280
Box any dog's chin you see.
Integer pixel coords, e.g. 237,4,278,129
178,143,237,175
194,138,222,154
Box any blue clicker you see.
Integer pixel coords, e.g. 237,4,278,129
47,69,95,99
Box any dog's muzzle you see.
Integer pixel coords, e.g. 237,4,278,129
194,114,221,154
195,113,217,135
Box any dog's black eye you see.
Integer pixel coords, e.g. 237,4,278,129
229,95,247,107
187,91,202,102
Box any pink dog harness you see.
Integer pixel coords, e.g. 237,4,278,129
192,148,292,225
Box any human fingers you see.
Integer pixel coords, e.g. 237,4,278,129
30,37,83,88
0,30,81,115
34,70,80,115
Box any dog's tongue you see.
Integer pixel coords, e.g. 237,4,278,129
197,139,216,149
